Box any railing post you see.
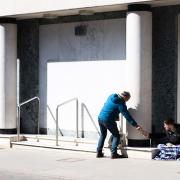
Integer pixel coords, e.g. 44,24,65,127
38,98,40,135
16,96,40,142
56,106,59,146
81,103,100,136
55,98,79,146
17,106,20,141
81,103,84,138
76,99,79,139
47,105,63,136
37,98,40,142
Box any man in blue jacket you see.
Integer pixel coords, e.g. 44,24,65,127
97,91,144,159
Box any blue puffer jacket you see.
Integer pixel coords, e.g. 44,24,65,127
98,94,138,127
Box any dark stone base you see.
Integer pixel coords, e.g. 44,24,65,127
0,128,17,134
39,128,47,134
128,139,151,147
0,128,48,135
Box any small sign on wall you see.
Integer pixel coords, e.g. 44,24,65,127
75,25,87,36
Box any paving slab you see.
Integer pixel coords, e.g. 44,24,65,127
0,146,179,180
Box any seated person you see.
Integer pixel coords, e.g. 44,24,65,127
149,118,180,146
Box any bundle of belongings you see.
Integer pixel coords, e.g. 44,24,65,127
154,144,180,160
150,119,180,161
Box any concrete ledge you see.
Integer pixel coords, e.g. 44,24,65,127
10,138,159,159
10,136,27,142
11,141,97,153
7,134,159,159
122,147,159,159
10,136,27,148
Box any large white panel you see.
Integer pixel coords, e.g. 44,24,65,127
47,61,127,134
39,18,126,137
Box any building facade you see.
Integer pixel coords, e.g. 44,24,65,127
0,0,180,146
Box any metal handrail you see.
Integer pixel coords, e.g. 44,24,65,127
47,105,63,136
17,96,40,141
56,98,79,146
81,103,100,138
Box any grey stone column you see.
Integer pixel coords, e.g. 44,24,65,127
0,18,17,133
17,20,40,134
126,5,152,146
152,6,178,133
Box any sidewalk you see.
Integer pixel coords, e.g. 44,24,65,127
0,143,179,180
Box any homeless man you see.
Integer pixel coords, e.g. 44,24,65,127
149,118,180,146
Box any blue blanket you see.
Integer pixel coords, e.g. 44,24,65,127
154,144,180,161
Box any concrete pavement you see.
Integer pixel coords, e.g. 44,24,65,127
0,143,179,180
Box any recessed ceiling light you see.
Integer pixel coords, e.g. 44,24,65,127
43,14,59,19
79,10,95,16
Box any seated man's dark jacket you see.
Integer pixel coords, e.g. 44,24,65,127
150,124,180,145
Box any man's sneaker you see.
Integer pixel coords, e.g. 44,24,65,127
96,152,104,158
111,153,126,159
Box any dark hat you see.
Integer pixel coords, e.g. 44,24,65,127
121,91,131,97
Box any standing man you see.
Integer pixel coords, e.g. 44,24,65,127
97,91,145,159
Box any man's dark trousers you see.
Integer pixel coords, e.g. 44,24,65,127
97,120,120,154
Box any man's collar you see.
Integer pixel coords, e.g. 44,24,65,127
117,94,125,103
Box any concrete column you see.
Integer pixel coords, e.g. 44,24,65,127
0,19,17,133
126,5,152,146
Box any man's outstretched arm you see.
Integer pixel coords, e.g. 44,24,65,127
119,104,149,137
119,105,138,128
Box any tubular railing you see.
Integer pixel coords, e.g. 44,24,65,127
17,96,40,141
81,103,100,138
17,97,100,146
56,98,79,146
47,104,63,136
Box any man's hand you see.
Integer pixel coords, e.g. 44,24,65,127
136,125,149,138
136,125,142,131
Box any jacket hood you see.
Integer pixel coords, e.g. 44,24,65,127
111,94,124,104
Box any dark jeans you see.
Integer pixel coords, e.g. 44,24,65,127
97,120,120,154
